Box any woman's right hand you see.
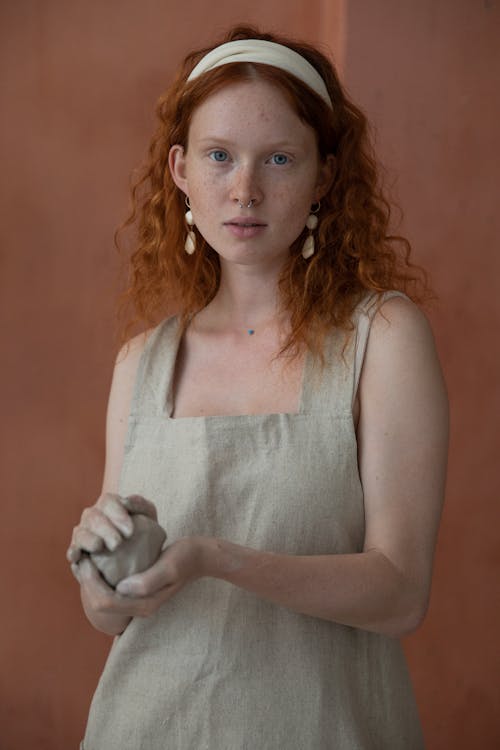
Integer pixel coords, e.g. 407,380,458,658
67,492,159,635
66,492,158,568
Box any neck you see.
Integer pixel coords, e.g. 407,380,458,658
195,259,287,334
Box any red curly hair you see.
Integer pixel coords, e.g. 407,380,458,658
117,25,428,360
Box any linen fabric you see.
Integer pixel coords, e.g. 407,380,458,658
82,292,424,749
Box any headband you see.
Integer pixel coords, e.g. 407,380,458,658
187,39,333,109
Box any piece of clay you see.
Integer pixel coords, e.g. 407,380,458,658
91,513,167,587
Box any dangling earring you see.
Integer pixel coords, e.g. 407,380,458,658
184,196,196,255
301,201,321,259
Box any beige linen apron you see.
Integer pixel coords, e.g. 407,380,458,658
82,293,424,749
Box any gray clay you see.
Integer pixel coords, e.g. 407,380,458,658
91,513,167,587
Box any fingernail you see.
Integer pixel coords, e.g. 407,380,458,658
116,578,134,596
116,581,132,595
120,522,133,538
108,537,119,551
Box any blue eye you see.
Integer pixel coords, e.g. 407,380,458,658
209,150,228,162
270,153,289,165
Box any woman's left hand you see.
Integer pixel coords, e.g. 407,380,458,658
77,536,208,620
116,536,208,613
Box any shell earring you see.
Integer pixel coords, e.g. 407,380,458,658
301,201,321,259
184,196,196,255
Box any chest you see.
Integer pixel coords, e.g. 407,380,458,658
171,329,306,418
122,317,364,552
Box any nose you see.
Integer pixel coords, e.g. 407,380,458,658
229,162,262,208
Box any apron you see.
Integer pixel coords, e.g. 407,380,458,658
82,292,424,749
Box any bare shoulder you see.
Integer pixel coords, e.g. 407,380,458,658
115,329,151,372
111,327,157,422
109,329,152,413
361,295,445,391
360,294,448,418
369,294,436,356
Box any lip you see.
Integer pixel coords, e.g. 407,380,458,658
223,217,267,239
224,216,267,226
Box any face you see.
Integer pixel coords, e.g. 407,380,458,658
169,79,332,269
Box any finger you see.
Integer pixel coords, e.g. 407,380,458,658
79,556,110,588
72,517,120,554
81,507,127,551
80,558,175,617
70,526,108,555
97,493,134,538
115,581,181,617
131,583,183,618
116,553,171,597
79,557,122,602
122,494,158,521
79,558,129,613
67,544,83,564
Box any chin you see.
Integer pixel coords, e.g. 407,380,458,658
217,244,290,268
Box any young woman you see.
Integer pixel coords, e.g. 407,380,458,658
67,26,448,749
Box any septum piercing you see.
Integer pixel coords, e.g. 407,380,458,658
238,199,255,209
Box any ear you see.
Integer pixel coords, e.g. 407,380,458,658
168,144,188,194
314,154,336,202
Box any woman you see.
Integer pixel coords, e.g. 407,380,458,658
67,26,448,749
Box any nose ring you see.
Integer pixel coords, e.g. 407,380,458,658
237,199,255,209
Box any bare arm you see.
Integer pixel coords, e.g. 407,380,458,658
68,332,150,636
101,335,148,496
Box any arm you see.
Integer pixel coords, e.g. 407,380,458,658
68,332,150,636
101,334,149,496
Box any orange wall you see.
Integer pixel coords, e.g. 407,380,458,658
0,1,498,748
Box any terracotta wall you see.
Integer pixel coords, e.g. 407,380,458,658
342,2,500,746
0,1,498,748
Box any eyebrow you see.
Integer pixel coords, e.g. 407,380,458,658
195,136,305,150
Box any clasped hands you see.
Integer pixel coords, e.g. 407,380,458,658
67,493,208,619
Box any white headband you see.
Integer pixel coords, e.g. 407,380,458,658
187,39,333,109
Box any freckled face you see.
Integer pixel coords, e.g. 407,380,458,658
169,79,327,267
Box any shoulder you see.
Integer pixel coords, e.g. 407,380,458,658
108,329,154,413
114,315,178,378
101,328,155,494
108,324,162,419
359,294,448,424
367,294,436,358
115,330,151,374
352,292,439,389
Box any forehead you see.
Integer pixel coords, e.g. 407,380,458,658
188,78,315,145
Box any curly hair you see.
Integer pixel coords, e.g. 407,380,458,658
117,25,429,361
